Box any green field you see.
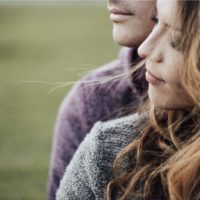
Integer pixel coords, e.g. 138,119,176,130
0,4,119,199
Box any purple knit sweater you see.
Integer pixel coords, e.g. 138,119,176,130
47,47,147,200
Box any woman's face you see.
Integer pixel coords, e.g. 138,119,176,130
138,0,192,110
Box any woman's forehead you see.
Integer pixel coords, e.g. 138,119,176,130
157,0,181,31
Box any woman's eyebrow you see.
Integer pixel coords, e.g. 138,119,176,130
163,22,181,32
157,2,181,32
157,11,181,32
158,9,181,31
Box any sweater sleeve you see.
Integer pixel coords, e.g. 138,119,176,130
55,122,103,200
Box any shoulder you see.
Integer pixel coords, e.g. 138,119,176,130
82,47,135,81
90,113,145,154
75,113,147,164
58,52,126,111
82,113,146,195
61,47,134,100
56,113,147,199
58,48,137,126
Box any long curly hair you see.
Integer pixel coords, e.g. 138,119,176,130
106,1,200,199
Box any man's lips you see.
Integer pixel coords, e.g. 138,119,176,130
108,7,133,22
109,7,133,15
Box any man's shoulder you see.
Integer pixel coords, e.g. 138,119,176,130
81,60,124,85
82,47,136,82
62,47,136,101
63,54,126,99
57,47,139,129
60,55,132,111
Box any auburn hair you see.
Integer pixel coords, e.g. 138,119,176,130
106,1,200,200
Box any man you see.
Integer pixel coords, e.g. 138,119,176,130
48,1,156,199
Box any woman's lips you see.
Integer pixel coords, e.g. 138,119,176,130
108,8,133,22
145,70,165,86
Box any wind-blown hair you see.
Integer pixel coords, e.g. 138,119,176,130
106,1,200,199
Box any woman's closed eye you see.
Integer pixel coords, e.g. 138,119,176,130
169,31,182,50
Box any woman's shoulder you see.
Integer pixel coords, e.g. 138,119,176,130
88,113,144,170
56,113,147,199
90,113,146,150
84,113,146,196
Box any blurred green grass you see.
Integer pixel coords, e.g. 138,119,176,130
0,4,119,200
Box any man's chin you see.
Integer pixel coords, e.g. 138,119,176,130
112,27,138,47
113,35,137,48
115,39,136,47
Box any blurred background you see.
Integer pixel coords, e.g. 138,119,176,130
0,1,119,199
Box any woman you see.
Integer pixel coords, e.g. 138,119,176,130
56,0,200,199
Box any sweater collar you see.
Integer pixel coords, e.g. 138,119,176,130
119,47,148,99
119,47,139,68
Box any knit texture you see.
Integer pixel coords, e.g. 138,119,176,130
56,114,144,200
48,47,147,200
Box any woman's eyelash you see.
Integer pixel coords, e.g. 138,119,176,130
170,36,181,50
170,40,177,48
169,32,182,50
151,15,159,23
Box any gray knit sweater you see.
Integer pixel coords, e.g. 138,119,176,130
56,113,144,200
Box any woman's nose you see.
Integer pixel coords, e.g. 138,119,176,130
138,31,163,63
138,33,157,59
137,40,150,59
